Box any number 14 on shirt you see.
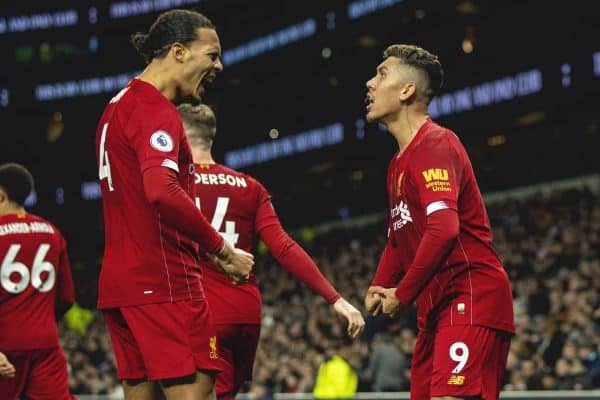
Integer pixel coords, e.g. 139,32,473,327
195,196,239,246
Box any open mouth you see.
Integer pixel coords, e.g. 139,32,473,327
202,74,216,88
197,74,217,96
365,93,374,111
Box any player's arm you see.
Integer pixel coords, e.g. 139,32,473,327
394,209,459,305
130,108,252,276
394,133,463,306
366,234,404,315
55,237,75,318
255,184,364,337
142,167,253,279
371,225,405,287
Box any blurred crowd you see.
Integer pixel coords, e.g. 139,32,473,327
61,186,600,395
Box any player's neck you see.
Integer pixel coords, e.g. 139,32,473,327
387,107,429,151
0,203,26,216
192,148,215,165
137,63,177,101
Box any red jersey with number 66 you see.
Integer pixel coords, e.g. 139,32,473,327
0,213,74,351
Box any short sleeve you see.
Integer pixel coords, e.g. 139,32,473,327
128,105,182,173
409,132,463,216
254,181,280,233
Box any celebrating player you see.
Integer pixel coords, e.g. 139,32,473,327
0,163,75,400
178,103,365,400
363,45,515,400
95,10,254,400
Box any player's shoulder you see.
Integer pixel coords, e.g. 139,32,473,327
215,164,264,191
116,80,177,122
417,120,463,151
421,120,458,143
25,213,63,236
216,164,259,182
1,213,65,240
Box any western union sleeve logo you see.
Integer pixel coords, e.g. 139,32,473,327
421,168,452,192
447,375,465,386
422,168,449,182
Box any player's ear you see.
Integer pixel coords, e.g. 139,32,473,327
399,83,416,102
171,42,187,63
0,188,7,204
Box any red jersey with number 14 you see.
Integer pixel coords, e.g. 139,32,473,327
95,79,205,309
387,120,514,333
194,163,279,324
0,213,74,350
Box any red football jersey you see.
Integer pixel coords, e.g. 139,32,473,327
385,120,514,333
0,213,74,350
95,78,205,308
193,163,279,324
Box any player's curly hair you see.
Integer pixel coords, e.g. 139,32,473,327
0,163,34,206
383,44,444,104
178,103,217,149
131,9,215,64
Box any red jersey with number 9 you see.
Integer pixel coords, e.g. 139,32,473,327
0,213,74,350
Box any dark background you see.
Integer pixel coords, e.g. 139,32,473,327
1,0,599,275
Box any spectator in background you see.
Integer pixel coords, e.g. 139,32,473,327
364,333,407,391
60,185,600,395
313,339,358,399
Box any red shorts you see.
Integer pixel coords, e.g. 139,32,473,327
103,299,220,381
0,346,73,400
410,325,511,400
214,323,261,400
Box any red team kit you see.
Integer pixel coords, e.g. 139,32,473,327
94,78,341,396
372,120,514,398
195,162,342,398
0,78,515,398
0,213,75,399
95,78,224,381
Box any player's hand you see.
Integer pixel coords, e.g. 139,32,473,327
333,298,365,338
365,286,385,316
0,352,15,378
212,242,254,283
373,287,406,318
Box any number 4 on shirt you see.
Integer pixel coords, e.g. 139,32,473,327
195,197,239,246
98,123,114,191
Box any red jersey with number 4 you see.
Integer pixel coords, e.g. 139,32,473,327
386,120,514,333
0,213,74,350
95,78,204,309
193,163,279,324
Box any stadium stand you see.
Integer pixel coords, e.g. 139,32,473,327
60,175,600,397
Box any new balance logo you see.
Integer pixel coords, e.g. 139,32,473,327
447,375,465,386
391,201,412,231
422,168,448,183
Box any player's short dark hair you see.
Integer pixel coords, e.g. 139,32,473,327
383,44,444,104
131,9,215,64
0,163,34,206
178,103,217,149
